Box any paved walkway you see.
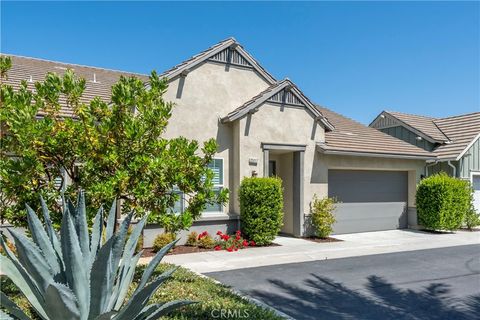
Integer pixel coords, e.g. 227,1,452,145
139,229,480,274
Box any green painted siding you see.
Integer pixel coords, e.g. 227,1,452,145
380,126,436,151
459,137,480,178
428,161,459,177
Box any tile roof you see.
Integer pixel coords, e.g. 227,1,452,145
433,112,480,160
376,110,480,160
384,111,449,142
317,106,434,159
1,54,148,118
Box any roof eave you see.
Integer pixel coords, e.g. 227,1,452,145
316,145,436,161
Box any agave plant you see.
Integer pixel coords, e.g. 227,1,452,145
0,191,194,319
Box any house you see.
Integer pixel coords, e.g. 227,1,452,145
3,38,444,245
370,111,480,213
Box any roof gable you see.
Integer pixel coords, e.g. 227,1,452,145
221,79,334,131
370,110,448,143
159,37,276,84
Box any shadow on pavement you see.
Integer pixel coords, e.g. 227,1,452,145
249,274,480,320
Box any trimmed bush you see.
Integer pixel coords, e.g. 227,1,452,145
185,231,198,246
239,177,283,245
152,232,176,252
310,196,337,238
416,173,472,231
197,232,215,249
464,206,480,230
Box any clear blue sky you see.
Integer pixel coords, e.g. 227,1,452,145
2,1,479,124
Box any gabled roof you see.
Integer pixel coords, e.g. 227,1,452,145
159,37,276,84
370,110,480,160
433,112,480,160
221,79,335,131
318,107,435,159
370,110,449,143
1,54,148,118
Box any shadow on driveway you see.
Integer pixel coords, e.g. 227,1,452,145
250,274,480,320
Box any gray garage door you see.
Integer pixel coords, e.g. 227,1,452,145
328,170,408,234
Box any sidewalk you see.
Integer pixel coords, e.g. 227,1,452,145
139,229,480,274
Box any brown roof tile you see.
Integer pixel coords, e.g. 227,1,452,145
1,54,149,118
385,111,449,142
433,112,480,159
318,107,434,158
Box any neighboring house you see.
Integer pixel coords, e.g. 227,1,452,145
2,38,439,245
370,111,480,213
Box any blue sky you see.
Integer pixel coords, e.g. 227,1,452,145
1,1,479,124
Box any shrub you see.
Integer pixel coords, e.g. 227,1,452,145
215,230,253,251
310,196,337,238
152,232,176,253
0,191,193,319
197,232,215,249
416,173,472,231
239,177,283,246
186,231,198,246
0,237,16,256
464,205,480,230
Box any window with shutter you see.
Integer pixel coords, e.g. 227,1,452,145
204,158,224,213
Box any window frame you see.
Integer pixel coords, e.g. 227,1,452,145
203,157,225,215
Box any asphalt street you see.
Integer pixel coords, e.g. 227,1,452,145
206,244,480,320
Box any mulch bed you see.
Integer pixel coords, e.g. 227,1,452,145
419,229,455,234
303,236,342,243
459,228,480,232
142,242,281,257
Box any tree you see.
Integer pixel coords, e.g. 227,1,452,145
0,55,227,231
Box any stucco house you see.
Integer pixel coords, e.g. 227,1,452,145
4,38,462,246
370,111,480,213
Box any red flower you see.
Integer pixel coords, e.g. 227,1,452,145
216,231,223,236
235,234,241,240
198,231,208,240
222,235,230,241
236,230,241,236
214,245,222,251
250,240,256,246
227,246,233,252
242,240,249,247
234,247,238,251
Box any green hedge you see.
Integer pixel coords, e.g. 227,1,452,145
239,177,283,245
416,173,472,231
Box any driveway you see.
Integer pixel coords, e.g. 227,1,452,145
206,244,480,320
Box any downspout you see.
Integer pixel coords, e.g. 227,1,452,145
425,161,438,177
447,161,457,177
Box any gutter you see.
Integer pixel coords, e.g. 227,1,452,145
317,148,436,160
425,161,438,177
447,160,457,177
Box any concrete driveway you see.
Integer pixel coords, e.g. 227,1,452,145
206,244,480,320
159,230,480,274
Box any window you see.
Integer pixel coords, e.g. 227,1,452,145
169,188,184,214
204,158,224,213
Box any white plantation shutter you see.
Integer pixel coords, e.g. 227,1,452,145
205,159,223,213
208,159,223,186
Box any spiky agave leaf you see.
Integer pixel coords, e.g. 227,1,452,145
1,192,193,320
0,291,30,320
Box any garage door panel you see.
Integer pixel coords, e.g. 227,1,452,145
333,203,407,234
329,170,407,203
328,170,408,234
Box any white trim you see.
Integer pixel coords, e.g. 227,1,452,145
456,133,480,161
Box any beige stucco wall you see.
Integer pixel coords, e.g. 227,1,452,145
162,61,270,215
235,102,326,216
